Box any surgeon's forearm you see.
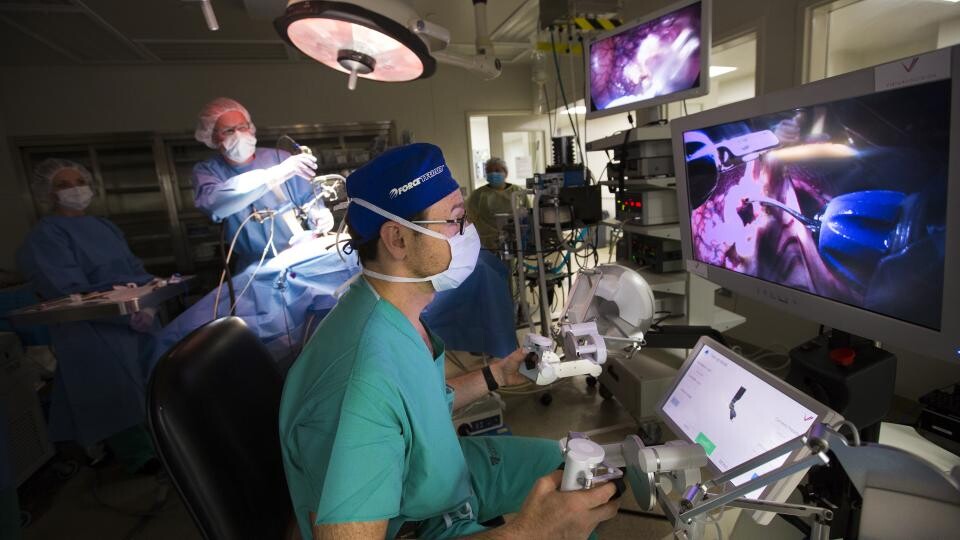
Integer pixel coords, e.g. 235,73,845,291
448,365,503,410
194,169,273,221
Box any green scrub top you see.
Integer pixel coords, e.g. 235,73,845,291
280,278,482,539
466,183,527,251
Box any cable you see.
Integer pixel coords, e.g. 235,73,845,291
213,210,263,319
580,33,588,171
566,27,586,173
703,505,726,540
839,420,862,446
550,27,582,153
542,58,555,138
229,214,276,316
496,377,570,395
751,351,791,371
218,222,237,310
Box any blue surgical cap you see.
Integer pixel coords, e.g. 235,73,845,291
346,143,459,244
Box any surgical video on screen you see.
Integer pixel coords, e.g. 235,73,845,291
589,2,702,112
683,80,949,330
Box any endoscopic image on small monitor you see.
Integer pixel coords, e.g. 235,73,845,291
682,80,950,330
589,2,703,113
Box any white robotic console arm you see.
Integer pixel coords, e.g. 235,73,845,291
519,264,655,386
564,423,960,540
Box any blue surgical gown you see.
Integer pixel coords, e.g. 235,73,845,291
192,148,321,270
16,215,155,447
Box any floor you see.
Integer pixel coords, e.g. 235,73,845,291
14,345,677,540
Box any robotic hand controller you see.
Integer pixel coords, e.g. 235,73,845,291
560,433,624,492
520,331,605,385
519,264,655,386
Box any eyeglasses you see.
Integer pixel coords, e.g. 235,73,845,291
410,216,467,236
217,122,252,138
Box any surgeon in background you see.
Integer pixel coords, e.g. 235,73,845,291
17,159,159,474
466,157,528,251
192,97,334,269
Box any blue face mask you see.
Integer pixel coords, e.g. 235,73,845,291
486,172,506,186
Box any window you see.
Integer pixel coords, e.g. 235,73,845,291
669,32,758,117
805,0,960,82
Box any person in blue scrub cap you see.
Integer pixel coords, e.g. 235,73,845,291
466,156,528,251
280,143,619,540
16,159,160,474
192,97,334,270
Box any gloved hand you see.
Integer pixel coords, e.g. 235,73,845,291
130,307,157,333
266,153,317,190
308,206,335,234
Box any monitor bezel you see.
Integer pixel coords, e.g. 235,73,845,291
585,0,712,120
658,336,843,523
670,47,960,362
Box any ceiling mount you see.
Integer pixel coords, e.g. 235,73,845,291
275,0,501,90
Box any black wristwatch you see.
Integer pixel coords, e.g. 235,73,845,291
482,365,499,392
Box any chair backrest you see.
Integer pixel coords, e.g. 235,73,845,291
147,317,293,540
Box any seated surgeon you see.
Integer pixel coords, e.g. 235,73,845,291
466,157,527,251
280,143,619,539
192,97,334,269
17,159,159,473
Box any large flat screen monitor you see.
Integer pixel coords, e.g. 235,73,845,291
586,0,711,119
671,47,960,361
659,337,842,523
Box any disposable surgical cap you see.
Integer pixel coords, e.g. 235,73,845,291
32,158,93,199
194,97,256,149
346,143,460,245
484,157,508,171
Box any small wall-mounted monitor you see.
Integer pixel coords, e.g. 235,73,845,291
671,47,960,362
586,0,711,119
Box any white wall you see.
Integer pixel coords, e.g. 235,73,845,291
0,62,534,268
828,36,938,77
938,17,960,48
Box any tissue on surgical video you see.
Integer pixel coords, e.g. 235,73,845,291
683,80,950,330
589,2,702,112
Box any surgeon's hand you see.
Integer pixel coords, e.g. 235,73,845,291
506,470,619,539
266,153,317,189
130,307,157,333
308,206,335,234
492,348,534,387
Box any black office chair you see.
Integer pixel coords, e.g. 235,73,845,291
147,317,298,540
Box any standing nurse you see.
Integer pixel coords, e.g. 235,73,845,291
192,97,334,269
466,157,527,251
17,159,159,473
280,144,618,539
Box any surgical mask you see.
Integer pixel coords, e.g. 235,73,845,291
351,198,480,292
56,185,94,210
486,172,506,186
223,131,257,162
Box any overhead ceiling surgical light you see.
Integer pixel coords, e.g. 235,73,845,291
275,0,502,90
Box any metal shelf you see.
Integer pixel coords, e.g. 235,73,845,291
104,185,161,194
620,261,687,295
621,223,681,240
598,177,676,191
126,232,173,242
586,125,673,152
